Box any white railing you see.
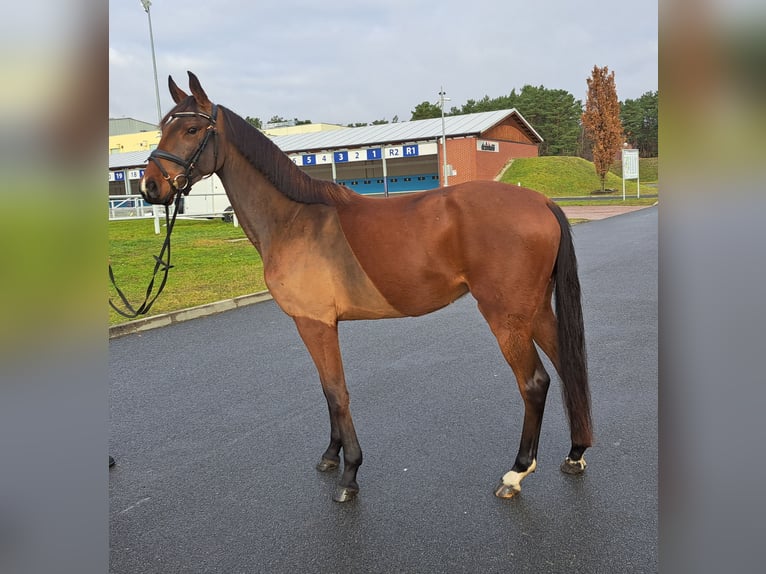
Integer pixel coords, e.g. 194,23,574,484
108,193,237,234
108,195,158,220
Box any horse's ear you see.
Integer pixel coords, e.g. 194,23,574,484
168,75,188,104
187,71,211,108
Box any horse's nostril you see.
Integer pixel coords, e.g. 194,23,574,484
140,177,159,201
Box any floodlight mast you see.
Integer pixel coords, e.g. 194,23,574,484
439,87,450,186
141,0,162,125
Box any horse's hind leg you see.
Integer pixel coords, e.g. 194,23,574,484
532,293,589,475
293,317,362,503
479,308,551,499
495,344,551,499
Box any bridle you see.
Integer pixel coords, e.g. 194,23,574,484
109,104,220,319
144,104,220,198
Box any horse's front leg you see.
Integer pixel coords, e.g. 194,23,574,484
293,316,362,502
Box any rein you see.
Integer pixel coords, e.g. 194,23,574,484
108,106,219,319
108,191,182,318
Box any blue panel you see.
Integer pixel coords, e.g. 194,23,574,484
402,144,419,157
338,173,438,195
336,178,384,195
366,148,382,160
386,172,439,193
334,151,348,163
302,154,316,165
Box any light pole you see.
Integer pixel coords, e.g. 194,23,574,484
438,87,450,186
141,0,162,125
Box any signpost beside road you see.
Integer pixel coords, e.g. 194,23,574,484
622,148,640,200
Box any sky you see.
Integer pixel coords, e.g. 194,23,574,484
109,0,657,126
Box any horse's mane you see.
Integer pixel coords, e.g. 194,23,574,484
219,105,354,207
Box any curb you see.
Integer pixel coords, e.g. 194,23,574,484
560,203,654,221
108,290,274,339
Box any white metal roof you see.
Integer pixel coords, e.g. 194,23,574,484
109,117,159,136
270,109,542,152
109,150,150,169
108,108,542,169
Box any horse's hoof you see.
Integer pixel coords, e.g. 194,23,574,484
494,482,521,499
333,486,358,503
316,458,339,472
560,456,587,475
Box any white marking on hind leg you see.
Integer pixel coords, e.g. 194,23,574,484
561,456,587,474
501,459,537,490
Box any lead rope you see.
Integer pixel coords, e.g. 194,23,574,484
108,190,184,318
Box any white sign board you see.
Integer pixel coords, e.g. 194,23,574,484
622,149,639,179
621,148,640,199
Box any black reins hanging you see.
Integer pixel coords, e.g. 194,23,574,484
108,191,183,318
108,106,218,319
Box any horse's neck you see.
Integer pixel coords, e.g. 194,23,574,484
216,151,300,256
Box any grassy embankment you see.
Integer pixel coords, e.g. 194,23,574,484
499,156,658,205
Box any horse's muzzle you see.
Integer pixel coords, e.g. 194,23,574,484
140,176,174,205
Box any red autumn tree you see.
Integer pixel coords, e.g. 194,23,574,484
582,65,624,192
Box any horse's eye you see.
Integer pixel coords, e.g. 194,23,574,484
187,126,198,135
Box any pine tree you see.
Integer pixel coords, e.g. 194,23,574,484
582,66,624,192
621,91,658,158
409,101,442,120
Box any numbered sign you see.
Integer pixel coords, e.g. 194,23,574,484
386,145,419,158
287,144,432,166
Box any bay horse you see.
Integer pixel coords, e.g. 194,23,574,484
140,72,593,503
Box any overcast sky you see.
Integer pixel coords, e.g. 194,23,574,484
109,0,657,126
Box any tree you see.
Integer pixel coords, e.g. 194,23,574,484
507,86,583,156
245,116,262,129
460,95,497,114
410,101,442,120
620,91,658,157
582,66,624,192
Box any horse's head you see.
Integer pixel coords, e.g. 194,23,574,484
140,72,221,205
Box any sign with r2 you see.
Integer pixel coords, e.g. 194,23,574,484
387,145,419,158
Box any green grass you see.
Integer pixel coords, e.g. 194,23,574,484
499,156,658,197
109,218,266,325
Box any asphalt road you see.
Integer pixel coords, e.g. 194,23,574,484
110,206,657,573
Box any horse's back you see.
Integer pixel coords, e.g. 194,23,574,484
438,180,559,237
443,181,561,267
339,180,560,263
335,181,561,316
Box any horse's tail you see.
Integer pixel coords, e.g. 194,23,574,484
547,201,593,447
